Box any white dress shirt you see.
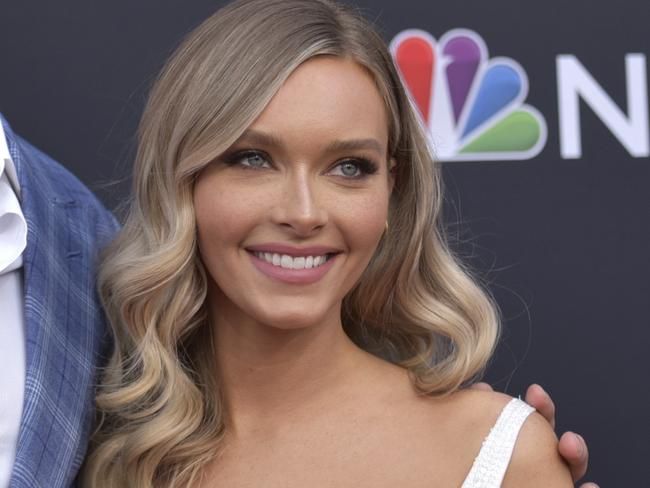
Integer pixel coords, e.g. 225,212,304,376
0,121,27,487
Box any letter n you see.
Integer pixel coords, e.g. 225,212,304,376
557,54,649,159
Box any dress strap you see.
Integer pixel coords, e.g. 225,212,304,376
460,398,535,488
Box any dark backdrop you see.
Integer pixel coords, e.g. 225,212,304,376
2,1,649,485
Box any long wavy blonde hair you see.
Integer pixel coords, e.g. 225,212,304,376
82,0,500,486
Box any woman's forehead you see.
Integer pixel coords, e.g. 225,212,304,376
247,57,390,153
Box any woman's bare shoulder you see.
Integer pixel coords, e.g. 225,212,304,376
501,409,573,487
401,389,515,464
437,389,572,486
436,388,572,487
431,388,515,428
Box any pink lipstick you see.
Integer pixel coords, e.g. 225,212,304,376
245,243,341,284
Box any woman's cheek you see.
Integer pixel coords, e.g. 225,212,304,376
338,192,388,256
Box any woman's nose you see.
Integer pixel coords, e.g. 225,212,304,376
271,171,328,237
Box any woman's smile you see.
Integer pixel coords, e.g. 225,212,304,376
245,243,342,284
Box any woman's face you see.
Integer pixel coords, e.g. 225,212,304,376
194,56,393,331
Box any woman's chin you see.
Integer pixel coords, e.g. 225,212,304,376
251,304,338,332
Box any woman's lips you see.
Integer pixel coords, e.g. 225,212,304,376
247,250,338,284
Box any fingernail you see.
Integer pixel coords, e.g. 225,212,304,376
575,434,585,457
535,384,548,397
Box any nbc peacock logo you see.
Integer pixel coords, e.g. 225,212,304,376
390,29,547,161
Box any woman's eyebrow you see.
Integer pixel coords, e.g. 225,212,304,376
236,129,283,149
325,138,384,155
237,129,384,155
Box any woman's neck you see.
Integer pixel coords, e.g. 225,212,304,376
211,301,372,438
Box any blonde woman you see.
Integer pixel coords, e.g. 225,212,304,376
82,1,592,486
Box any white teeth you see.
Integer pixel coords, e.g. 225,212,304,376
253,251,332,269
280,255,293,269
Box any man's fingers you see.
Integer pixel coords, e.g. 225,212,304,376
524,383,556,429
469,382,493,392
559,431,589,481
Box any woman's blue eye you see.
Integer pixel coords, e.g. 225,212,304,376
340,162,360,177
330,158,378,179
229,151,270,169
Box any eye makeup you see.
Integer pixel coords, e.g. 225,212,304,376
222,148,380,180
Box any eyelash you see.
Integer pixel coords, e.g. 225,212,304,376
224,149,379,179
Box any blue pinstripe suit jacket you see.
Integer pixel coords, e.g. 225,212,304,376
1,115,119,488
